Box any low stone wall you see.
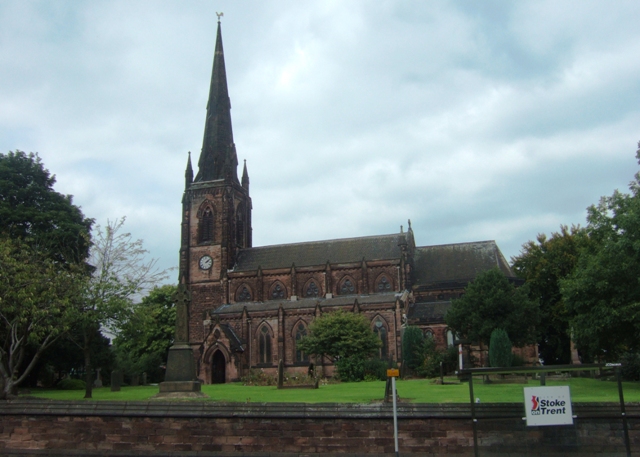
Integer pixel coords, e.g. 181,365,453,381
0,400,638,456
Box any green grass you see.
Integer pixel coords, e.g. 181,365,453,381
22,376,640,403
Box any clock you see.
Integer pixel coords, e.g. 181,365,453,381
199,255,213,270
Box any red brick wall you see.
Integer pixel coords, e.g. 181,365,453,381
0,401,636,456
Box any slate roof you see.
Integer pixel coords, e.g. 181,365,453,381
412,240,514,288
233,233,407,272
406,301,451,324
212,292,400,315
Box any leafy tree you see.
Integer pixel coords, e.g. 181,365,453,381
113,285,176,383
0,150,93,263
80,218,167,398
0,238,84,398
561,144,640,361
297,310,380,381
512,225,588,364
489,328,513,368
445,268,540,351
401,326,424,374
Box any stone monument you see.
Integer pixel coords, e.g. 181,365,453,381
157,283,206,397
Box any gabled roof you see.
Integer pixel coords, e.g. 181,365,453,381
412,240,513,288
233,233,407,272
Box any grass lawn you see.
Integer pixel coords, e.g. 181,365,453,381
22,376,640,404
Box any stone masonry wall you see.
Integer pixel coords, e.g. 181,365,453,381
0,401,638,456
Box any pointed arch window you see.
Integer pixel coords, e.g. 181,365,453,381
305,280,320,298
270,282,286,300
376,275,392,292
236,285,252,302
339,278,355,295
236,204,245,248
294,322,309,363
373,317,388,360
199,207,214,243
259,326,272,364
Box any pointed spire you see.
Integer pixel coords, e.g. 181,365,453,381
195,19,238,183
241,159,249,190
185,151,193,188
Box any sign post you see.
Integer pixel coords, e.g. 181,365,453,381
387,369,400,457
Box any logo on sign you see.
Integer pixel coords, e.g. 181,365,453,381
529,395,566,416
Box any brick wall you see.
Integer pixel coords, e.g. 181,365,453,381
0,401,638,456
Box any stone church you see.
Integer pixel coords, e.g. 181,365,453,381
179,21,528,384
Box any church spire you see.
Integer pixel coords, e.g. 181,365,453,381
241,159,249,191
194,17,238,183
185,151,193,188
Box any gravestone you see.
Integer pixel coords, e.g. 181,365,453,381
110,370,122,392
93,368,103,388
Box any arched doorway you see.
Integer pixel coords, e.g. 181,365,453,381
211,350,226,384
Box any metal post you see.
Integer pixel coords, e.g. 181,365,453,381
616,368,631,457
468,374,479,457
392,376,399,457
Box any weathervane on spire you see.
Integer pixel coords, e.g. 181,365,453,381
216,12,224,22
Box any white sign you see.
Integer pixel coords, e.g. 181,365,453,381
524,386,573,426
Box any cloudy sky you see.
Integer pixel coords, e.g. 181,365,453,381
2,1,639,280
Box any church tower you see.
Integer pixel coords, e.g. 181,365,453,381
179,18,252,340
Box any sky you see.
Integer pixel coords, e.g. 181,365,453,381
1,0,639,281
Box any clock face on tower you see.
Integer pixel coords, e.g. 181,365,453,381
199,255,213,270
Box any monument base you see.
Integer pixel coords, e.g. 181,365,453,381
155,381,207,398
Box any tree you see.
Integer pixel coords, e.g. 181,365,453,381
80,218,167,398
0,238,84,398
401,326,424,374
113,285,176,383
489,328,513,368
0,150,93,264
297,310,380,380
512,225,588,364
561,143,640,361
445,268,540,350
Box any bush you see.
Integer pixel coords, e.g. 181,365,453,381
620,352,640,381
241,369,276,386
336,356,365,382
489,328,513,368
363,359,388,381
56,378,86,390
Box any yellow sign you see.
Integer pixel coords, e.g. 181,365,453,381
387,369,399,377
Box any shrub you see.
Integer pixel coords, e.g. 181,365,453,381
363,358,388,381
56,378,86,390
620,352,640,381
336,356,365,382
489,328,513,368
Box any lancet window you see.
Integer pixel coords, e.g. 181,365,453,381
259,325,272,364
373,317,388,360
294,322,309,363
199,207,214,243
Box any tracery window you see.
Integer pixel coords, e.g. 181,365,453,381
270,282,285,300
376,275,392,292
373,318,388,360
294,322,309,363
199,207,214,243
446,329,455,347
259,326,272,364
305,281,319,298
339,278,355,295
424,329,434,339
236,285,252,302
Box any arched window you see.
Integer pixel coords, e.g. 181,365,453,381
236,285,252,302
373,317,388,360
304,280,320,298
446,329,454,347
339,277,356,295
294,322,309,363
235,204,245,248
270,282,286,300
199,207,214,243
424,329,434,339
376,275,392,292
259,326,272,364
